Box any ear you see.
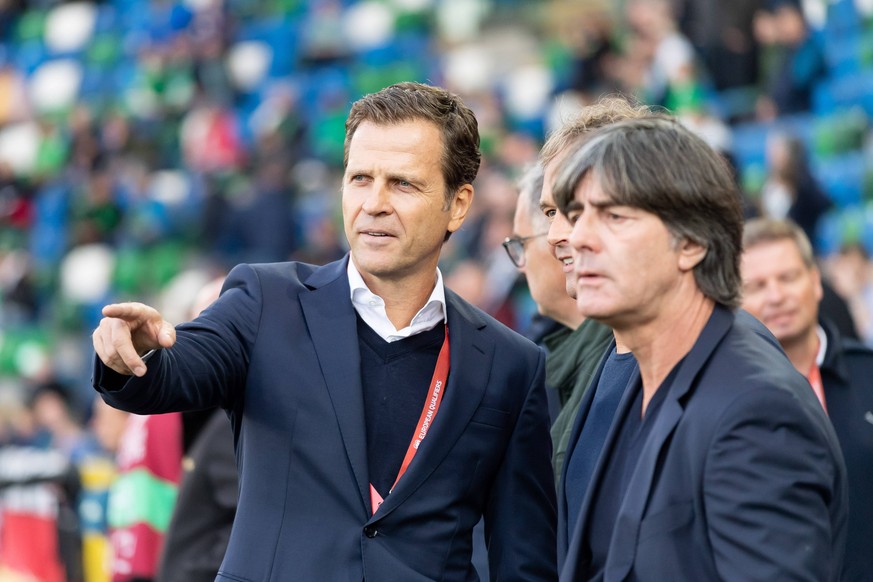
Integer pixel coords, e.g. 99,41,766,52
812,265,823,303
677,237,707,272
447,184,474,233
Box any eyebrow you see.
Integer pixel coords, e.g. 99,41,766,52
388,173,419,183
587,197,620,210
563,200,584,214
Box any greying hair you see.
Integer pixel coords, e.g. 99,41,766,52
553,116,744,308
344,82,481,209
517,163,547,229
540,95,653,168
742,218,816,268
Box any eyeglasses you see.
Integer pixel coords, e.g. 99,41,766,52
502,233,547,268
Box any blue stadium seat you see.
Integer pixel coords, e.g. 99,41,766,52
813,69,873,116
12,40,48,76
235,16,300,79
824,31,863,78
825,0,862,36
813,150,866,207
814,208,850,255
778,111,818,146
731,121,770,171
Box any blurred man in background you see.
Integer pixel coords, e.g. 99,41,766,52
741,218,873,582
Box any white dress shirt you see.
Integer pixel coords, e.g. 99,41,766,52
347,259,447,343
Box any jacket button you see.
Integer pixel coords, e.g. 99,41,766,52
364,526,377,538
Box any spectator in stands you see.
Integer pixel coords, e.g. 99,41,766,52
29,378,100,465
179,99,243,173
826,241,873,345
0,380,92,581
107,411,182,582
0,441,81,581
71,160,124,246
755,0,827,119
0,248,38,325
674,0,761,93
741,218,873,582
84,398,129,582
548,1,621,101
622,0,706,112
222,157,299,264
759,132,832,250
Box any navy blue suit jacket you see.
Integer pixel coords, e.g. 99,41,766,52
559,307,847,581
94,258,558,582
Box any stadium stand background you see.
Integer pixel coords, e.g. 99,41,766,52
1,0,873,414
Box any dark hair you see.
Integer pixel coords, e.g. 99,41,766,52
344,82,481,209
27,379,82,423
553,116,744,308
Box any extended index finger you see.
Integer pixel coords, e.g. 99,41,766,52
102,302,154,322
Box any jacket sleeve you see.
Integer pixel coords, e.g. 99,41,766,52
483,348,558,581
93,263,263,414
703,387,846,581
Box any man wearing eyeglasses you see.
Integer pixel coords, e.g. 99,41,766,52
531,97,659,568
505,165,582,343
505,98,653,493
505,164,612,487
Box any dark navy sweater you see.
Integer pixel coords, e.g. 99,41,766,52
356,315,445,498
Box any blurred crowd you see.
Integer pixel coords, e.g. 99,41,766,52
3,0,873,580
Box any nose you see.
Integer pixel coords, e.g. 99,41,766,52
547,213,571,251
763,280,786,305
361,182,392,215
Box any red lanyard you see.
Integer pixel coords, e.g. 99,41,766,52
370,324,450,515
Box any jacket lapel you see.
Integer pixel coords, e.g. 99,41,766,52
369,289,492,521
560,342,613,486
604,306,735,580
299,257,371,516
562,354,641,578
558,339,615,557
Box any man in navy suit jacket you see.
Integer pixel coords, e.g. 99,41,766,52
92,83,557,581
551,117,847,581
742,218,873,582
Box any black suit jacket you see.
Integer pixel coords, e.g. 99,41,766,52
819,319,873,582
95,257,557,581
